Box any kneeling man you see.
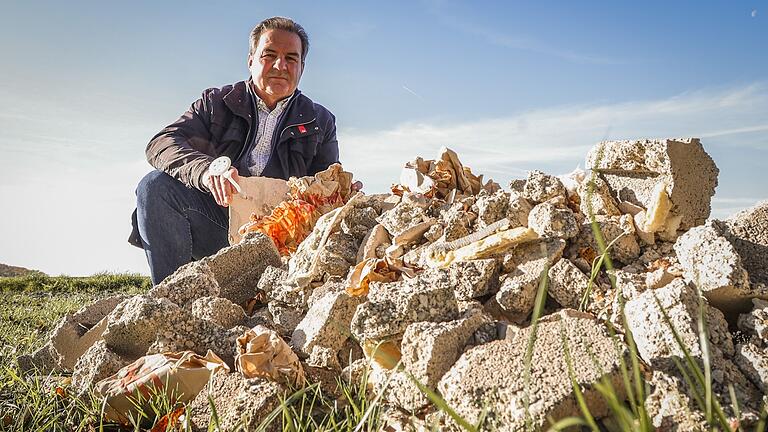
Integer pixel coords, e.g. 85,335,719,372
129,17,339,285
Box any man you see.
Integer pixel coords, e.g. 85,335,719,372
129,17,339,285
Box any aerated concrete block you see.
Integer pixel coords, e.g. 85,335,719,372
438,309,627,430
585,138,718,229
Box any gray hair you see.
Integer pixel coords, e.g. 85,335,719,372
249,17,310,63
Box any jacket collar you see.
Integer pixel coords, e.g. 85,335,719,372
223,80,311,123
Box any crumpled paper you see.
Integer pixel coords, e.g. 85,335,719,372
94,350,229,424
235,325,305,387
239,164,355,255
396,147,499,200
346,258,400,297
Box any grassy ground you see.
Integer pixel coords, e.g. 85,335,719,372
0,274,149,430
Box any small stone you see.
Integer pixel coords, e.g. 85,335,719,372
190,296,246,329
547,259,591,309
522,170,567,203
291,286,363,357
527,202,578,239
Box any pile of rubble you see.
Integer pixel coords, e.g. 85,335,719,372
19,138,768,430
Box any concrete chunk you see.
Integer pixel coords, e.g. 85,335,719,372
625,279,733,369
572,215,640,264
738,298,768,343
547,259,591,309
291,286,363,357
401,312,490,389
49,294,128,371
71,340,131,394
528,202,578,239
725,200,768,286
735,342,768,394
188,373,284,432
422,259,500,300
102,295,238,366
586,138,718,229
674,221,751,310
190,296,246,329
473,189,510,230
497,239,565,317
438,309,626,430
257,266,288,297
507,193,533,228
577,175,621,217
350,272,459,341
523,170,567,203
202,232,282,306
149,261,219,307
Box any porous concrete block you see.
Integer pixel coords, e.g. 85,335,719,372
507,193,533,228
644,370,707,431
71,340,131,394
496,239,565,317
257,266,287,296
585,138,718,229
528,202,578,239
523,170,567,203
422,259,500,300
674,221,751,309
190,296,246,329
188,373,284,432
735,342,768,394
401,312,490,389
738,298,768,343
725,200,768,286
350,272,459,342
377,196,433,238
438,309,627,430
577,175,621,217
548,259,591,309
625,279,733,369
49,294,128,371
381,370,431,412
291,288,363,357
16,342,59,375
149,261,219,307
572,215,640,264
268,302,305,338
473,189,510,229
306,345,342,371
201,232,282,306
102,295,237,366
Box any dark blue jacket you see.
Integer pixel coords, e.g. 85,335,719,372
129,80,339,247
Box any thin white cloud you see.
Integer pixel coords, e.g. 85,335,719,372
340,81,768,213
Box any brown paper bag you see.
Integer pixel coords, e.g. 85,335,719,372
235,325,305,387
228,177,290,245
94,350,229,424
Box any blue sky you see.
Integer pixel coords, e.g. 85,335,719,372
1,0,766,275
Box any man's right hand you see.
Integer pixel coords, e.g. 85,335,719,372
204,167,240,207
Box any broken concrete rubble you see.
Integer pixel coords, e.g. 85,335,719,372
350,271,460,341
674,220,752,310
438,309,627,430
586,138,718,229
202,232,283,306
527,201,579,239
22,139,768,430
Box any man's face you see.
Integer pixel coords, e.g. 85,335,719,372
248,29,303,107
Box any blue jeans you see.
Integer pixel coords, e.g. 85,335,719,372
135,171,228,285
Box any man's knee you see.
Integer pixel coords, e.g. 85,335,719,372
136,171,178,207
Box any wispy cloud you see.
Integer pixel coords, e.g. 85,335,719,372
340,82,768,213
424,0,631,65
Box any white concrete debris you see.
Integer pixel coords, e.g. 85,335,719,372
586,138,718,229
438,310,626,430
23,139,768,430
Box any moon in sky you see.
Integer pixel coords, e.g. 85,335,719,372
752,9,758,17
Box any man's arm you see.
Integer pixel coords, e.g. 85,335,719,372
145,92,216,192
307,110,340,175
